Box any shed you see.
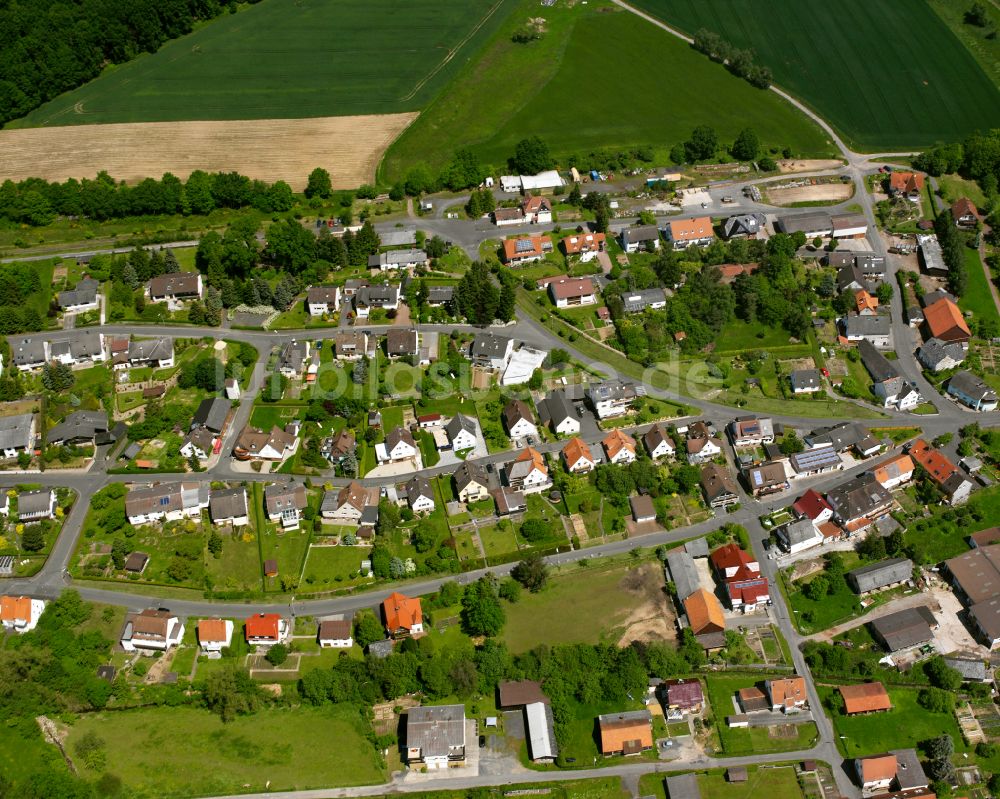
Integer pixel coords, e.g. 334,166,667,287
727,767,748,783
263,559,279,577
665,773,701,799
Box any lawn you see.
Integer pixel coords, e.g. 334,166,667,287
640,767,806,799
936,172,988,208
14,0,515,126
64,705,385,795
381,0,832,181
204,530,263,594
631,0,1000,150
301,544,369,588
821,685,967,758
704,675,818,755
958,248,999,328
249,404,303,431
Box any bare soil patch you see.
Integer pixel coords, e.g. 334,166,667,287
0,114,418,189
767,182,854,205
615,562,675,647
778,159,844,173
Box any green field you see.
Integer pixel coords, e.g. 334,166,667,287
629,0,1000,150
64,705,384,795
14,0,514,127
959,248,1000,327
381,0,832,180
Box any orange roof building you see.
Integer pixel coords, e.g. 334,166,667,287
561,232,606,255
952,197,980,224
502,235,553,265
908,439,960,487
198,618,228,643
839,682,892,714
667,216,714,246
244,613,286,644
856,753,899,786
854,289,879,315
0,596,33,630
889,171,925,196
602,429,636,463
683,588,725,635
383,592,423,637
871,453,915,490
562,437,595,473
765,676,807,711
597,710,653,755
923,297,971,344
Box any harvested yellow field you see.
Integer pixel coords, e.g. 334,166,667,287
0,114,418,189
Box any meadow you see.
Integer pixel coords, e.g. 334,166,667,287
13,0,514,127
629,0,1000,150
381,0,833,180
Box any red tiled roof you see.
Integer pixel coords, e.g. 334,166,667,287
793,489,832,520
383,592,421,631
889,171,924,194
839,682,892,714
245,613,281,640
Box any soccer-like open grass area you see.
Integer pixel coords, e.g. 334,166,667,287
11,0,514,127
383,1,834,180
628,0,1000,150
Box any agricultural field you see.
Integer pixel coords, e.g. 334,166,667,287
630,0,1000,150
381,0,833,181
14,0,513,128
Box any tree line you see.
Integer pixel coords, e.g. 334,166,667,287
692,29,773,89
0,0,255,127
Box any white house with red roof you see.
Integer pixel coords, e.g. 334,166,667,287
710,543,771,612
792,489,833,525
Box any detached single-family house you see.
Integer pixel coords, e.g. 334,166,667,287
908,438,974,504
306,286,340,316
321,481,378,524
148,271,202,302
598,710,653,755
505,446,549,492
924,296,971,345
0,413,36,458
121,609,184,652
46,410,109,447
192,397,231,434
386,327,419,360
643,424,675,460
870,453,914,491
383,592,423,637
17,489,55,522
502,399,539,441
502,235,553,265
700,464,739,509
665,216,714,250
11,337,48,371
561,232,606,259
586,380,639,419
777,518,823,554
790,369,822,394
917,337,966,373
621,288,667,314
405,476,436,513
57,277,100,313
948,370,998,412
538,390,580,435
0,595,45,632
446,414,478,452
548,276,597,308
793,489,834,525
318,618,353,648
405,705,466,768
233,425,298,461
765,676,807,712
264,483,308,529
602,429,637,464
333,331,369,361
125,483,209,525
454,461,490,503
729,416,774,447
825,474,894,534
209,487,249,527
723,213,765,239
493,206,525,226
842,315,893,349
686,422,722,464
952,197,980,227
855,749,928,794
377,427,419,464
277,340,310,379
521,194,552,224
50,331,106,367
244,613,288,647
470,333,514,370
888,171,925,200
711,543,770,611
368,249,428,271
354,283,400,317
128,337,174,368
620,225,661,253
197,618,234,654
743,461,788,498
562,437,596,474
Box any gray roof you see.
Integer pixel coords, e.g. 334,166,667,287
471,332,512,360
806,422,867,451
278,340,308,372
891,748,929,790
949,370,997,403
209,487,248,521
782,518,819,546
790,369,821,391
942,657,988,681
367,638,394,658
427,286,454,304
723,214,764,237
971,597,1000,644
368,249,428,268
356,284,399,306
11,337,46,367
919,235,946,273
446,413,477,442
870,606,936,651
263,483,308,514
17,489,53,516
826,474,893,523
665,773,701,799
128,337,173,363
407,704,466,758
587,380,639,405
844,314,891,338
621,288,667,313
539,390,577,428
666,551,699,600
380,227,417,247
918,338,966,370
775,212,832,235
855,253,886,274
525,701,558,761
454,460,489,492
848,557,913,594
858,340,900,385
58,277,100,309
405,476,434,503
790,445,840,474
46,410,108,444
0,413,34,451
685,537,709,557
621,225,660,246
192,397,231,433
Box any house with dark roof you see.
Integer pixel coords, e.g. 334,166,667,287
46,410,109,446
917,337,966,373
700,464,739,509
742,461,788,498
825,474,894,534
869,607,936,652
723,213,765,239
847,557,913,594
952,197,980,227
621,288,667,314
790,369,822,394
191,397,231,434
502,399,538,441
537,389,580,435
620,225,661,253
948,370,998,412
263,483,308,529
148,271,202,302
470,332,514,370
58,277,100,312
842,314,892,349
209,487,249,526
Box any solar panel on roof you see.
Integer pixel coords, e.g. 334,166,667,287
515,239,534,253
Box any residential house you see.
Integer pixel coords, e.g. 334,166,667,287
855,749,928,794
683,587,726,636
125,483,209,525
383,592,423,637
454,461,490,503
128,337,174,368
602,429,637,465
121,609,184,652
790,369,823,394
244,613,288,646
521,194,552,224
17,490,55,521
46,410,109,446
386,328,419,360
368,249,428,271
191,397,231,434
50,331,106,367
354,283,400,318
318,618,354,648
470,332,514,370
502,399,539,441
871,453,914,491
493,206,525,226
0,413,35,458
842,315,893,349
908,438,974,504
858,340,918,410
277,340,310,379
233,425,298,461
620,225,661,253
952,197,980,227
492,486,526,516
948,370,998,412
427,286,454,308
793,489,835,525
333,331,369,361
11,337,48,371
854,290,878,316
264,483,308,529
405,705,466,768
446,414,478,452
777,518,823,554
847,557,914,594
700,464,739,509
377,427,419,464
561,232,606,259
405,476,436,513
321,481,378,524
630,494,656,523
840,683,891,715
548,276,597,308
837,265,874,294
562,437,596,474
306,286,340,316
723,213,765,238
711,543,771,611
825,474,894,533
764,676,807,712
888,171,925,200
0,596,45,632
197,618,234,654
505,446,549,491
924,296,971,345
57,277,100,312
586,380,640,419
665,216,714,250
664,680,704,714
209,487,249,527
805,422,873,454
917,337,966,373
321,428,356,466
148,271,202,302
537,389,580,435
686,421,723,465
743,461,788,498
729,416,774,447
643,424,675,460
597,710,653,755
502,235,553,266
621,287,667,314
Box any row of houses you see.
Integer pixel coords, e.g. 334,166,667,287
11,333,175,372
55,270,203,316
